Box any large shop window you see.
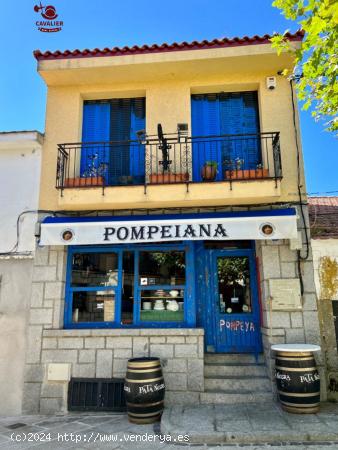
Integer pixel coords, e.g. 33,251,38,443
65,245,191,328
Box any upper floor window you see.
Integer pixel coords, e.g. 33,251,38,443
81,98,146,185
191,92,261,181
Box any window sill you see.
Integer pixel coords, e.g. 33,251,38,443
43,328,204,338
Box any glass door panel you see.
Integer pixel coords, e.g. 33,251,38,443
211,250,262,354
217,256,251,314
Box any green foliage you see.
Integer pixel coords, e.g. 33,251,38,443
151,252,186,273
271,0,338,132
205,161,219,168
217,257,249,285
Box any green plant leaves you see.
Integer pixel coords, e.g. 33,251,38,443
271,0,338,133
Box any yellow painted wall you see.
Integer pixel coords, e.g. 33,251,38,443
38,46,306,211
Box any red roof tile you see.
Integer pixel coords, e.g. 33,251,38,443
33,30,304,61
308,197,338,207
309,197,338,239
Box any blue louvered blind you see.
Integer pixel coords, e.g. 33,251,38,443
130,98,146,181
191,92,260,180
81,102,110,176
81,98,145,184
109,99,132,184
191,94,221,181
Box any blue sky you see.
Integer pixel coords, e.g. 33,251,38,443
0,0,336,194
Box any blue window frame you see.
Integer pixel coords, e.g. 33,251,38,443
64,243,196,329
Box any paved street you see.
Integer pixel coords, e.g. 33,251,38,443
1,402,338,450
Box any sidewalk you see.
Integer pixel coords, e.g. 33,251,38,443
0,402,337,449
161,401,338,445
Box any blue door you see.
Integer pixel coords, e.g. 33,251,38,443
208,249,262,354
191,92,261,181
81,98,145,185
81,102,111,178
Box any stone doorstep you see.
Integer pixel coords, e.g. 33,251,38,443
160,403,338,445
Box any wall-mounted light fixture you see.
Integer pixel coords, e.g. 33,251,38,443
136,129,147,144
177,123,188,142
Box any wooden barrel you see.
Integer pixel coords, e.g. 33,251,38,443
275,351,320,414
124,357,165,424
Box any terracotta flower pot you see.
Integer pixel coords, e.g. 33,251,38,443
201,165,217,181
149,173,189,184
64,176,104,187
224,168,269,180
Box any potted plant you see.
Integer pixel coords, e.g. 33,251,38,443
65,155,107,187
201,161,218,181
224,158,244,180
149,172,189,184
224,159,269,180
65,176,105,187
254,163,269,178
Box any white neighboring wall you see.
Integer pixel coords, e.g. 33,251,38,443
0,131,43,415
311,237,338,401
0,131,43,254
311,239,338,301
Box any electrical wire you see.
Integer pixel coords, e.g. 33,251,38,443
289,78,312,297
290,79,310,261
309,190,338,195
0,198,315,256
0,208,107,256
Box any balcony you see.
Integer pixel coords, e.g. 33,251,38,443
56,132,282,210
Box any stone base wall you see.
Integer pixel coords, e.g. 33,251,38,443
256,205,326,400
24,327,204,414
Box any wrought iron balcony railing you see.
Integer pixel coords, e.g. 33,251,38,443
56,132,282,194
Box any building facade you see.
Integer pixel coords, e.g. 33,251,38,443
0,131,43,415
309,197,338,402
21,32,323,414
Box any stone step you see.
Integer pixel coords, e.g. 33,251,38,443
205,353,264,364
204,363,266,377
200,390,273,404
204,375,270,391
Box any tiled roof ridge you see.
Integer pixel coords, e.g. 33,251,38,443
309,196,338,238
308,196,338,207
33,30,304,61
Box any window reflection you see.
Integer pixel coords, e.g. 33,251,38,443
72,291,115,323
71,253,118,287
139,251,185,286
217,256,251,314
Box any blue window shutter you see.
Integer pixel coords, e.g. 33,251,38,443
219,92,260,170
81,102,110,176
109,99,131,184
130,98,146,182
219,93,242,169
242,92,261,169
191,94,221,181
81,97,145,184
